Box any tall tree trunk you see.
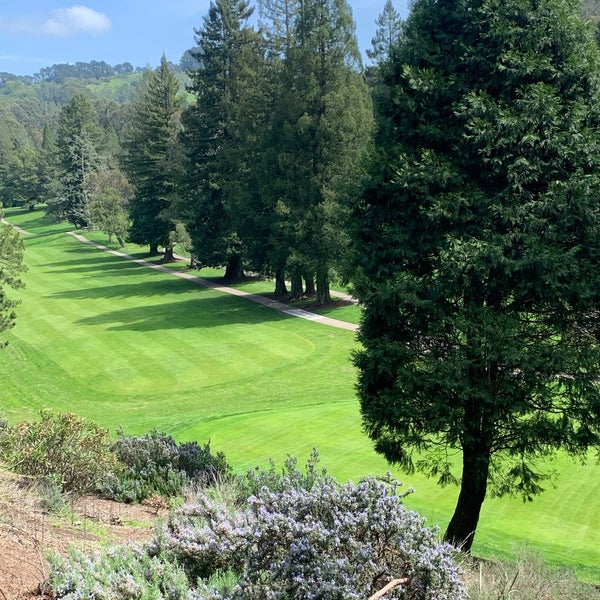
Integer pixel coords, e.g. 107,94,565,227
163,244,175,262
149,242,159,255
290,271,303,299
443,430,491,552
274,267,288,297
304,274,316,296
224,253,244,282
315,268,331,304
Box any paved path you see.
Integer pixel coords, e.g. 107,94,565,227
4,214,358,331
1,217,30,235
67,232,359,332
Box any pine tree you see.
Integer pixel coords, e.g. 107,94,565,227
367,0,403,64
122,55,182,257
352,0,600,552
52,93,102,227
180,0,262,281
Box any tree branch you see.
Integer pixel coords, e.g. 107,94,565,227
368,578,408,600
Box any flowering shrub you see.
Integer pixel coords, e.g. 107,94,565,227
44,451,464,599
156,474,465,599
242,447,330,496
47,544,191,599
102,430,230,503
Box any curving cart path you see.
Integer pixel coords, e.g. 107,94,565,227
66,231,359,332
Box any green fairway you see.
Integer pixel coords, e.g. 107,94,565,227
1,207,599,580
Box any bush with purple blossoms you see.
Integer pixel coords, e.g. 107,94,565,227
102,430,230,503
47,544,191,599
155,472,465,599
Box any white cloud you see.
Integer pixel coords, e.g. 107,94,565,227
0,6,111,37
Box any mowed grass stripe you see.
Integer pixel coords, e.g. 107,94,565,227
2,208,357,427
2,208,600,580
180,402,600,579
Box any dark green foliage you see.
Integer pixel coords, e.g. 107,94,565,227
352,0,600,551
104,430,230,503
180,0,262,281
259,0,373,301
50,92,102,227
122,56,182,256
0,223,26,345
0,411,118,495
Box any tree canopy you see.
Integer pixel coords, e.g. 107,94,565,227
351,0,600,551
122,56,182,256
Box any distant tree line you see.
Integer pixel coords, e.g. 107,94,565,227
0,59,179,88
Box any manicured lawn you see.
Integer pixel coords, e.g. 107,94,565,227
2,207,599,580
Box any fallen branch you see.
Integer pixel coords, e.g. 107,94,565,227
368,578,408,600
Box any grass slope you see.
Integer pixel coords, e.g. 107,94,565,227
1,208,599,580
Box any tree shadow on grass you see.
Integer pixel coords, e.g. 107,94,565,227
41,254,140,274
71,294,289,331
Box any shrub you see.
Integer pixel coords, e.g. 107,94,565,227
103,430,230,503
242,447,330,497
0,410,118,495
47,544,191,599
155,473,465,599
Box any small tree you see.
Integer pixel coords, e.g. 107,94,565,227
0,223,26,346
87,168,132,247
352,0,600,552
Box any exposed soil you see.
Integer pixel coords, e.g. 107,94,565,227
0,471,166,599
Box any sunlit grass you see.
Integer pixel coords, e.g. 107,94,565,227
1,207,599,581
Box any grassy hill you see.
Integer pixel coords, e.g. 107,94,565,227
1,206,599,581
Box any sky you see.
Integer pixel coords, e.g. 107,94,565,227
0,1,411,77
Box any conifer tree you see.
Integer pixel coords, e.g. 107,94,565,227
180,0,263,281
263,0,373,302
52,93,102,227
122,56,182,257
352,0,600,551
367,0,403,64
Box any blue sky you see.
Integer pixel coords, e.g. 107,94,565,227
0,1,411,76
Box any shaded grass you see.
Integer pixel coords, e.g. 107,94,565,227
1,208,600,581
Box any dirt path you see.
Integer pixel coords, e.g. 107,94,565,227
66,232,359,332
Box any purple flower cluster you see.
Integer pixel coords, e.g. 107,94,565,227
158,474,465,599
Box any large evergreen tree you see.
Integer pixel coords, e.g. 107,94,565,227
352,0,600,552
263,0,373,302
180,0,263,281
122,56,182,257
51,93,102,227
